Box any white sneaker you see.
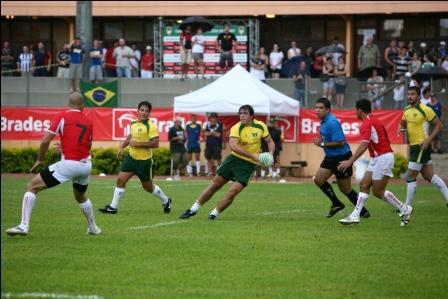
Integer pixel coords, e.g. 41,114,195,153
87,225,102,235
6,226,29,236
399,205,413,227
338,215,360,225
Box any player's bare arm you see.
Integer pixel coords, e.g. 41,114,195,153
421,117,443,150
338,141,369,172
30,131,56,172
397,119,407,136
117,134,132,159
129,136,159,148
229,137,258,162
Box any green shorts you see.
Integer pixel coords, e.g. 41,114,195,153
121,154,153,182
217,154,256,187
409,144,432,164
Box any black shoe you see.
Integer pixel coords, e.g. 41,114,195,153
163,198,172,214
208,214,216,220
179,209,196,219
360,210,371,218
326,204,345,218
99,205,117,214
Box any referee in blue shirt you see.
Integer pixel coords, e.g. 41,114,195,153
313,98,370,218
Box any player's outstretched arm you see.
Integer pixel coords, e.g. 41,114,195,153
338,141,369,172
30,131,55,172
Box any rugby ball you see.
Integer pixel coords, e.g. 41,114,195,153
258,152,273,167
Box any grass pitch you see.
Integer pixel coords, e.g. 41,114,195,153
1,175,447,299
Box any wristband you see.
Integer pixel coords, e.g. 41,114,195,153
320,142,325,147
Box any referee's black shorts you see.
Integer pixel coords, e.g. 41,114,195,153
320,151,353,179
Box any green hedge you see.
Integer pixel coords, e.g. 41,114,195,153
1,147,171,176
393,152,408,178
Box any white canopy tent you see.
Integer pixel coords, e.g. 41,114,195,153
173,64,300,116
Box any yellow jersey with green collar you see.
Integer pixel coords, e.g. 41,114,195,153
402,102,436,145
129,119,158,160
229,119,269,164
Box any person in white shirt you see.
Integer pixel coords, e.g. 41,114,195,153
130,43,141,78
269,44,284,79
113,38,134,78
287,41,301,59
331,36,345,66
192,27,206,79
421,88,431,105
18,45,34,77
393,74,405,109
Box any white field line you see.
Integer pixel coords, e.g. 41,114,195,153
257,209,306,216
128,220,187,230
1,292,103,299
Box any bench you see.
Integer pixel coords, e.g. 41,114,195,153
283,161,308,177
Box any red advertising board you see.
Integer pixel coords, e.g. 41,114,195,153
1,108,404,144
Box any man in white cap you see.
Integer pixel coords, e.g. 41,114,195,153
141,45,154,78
418,42,429,59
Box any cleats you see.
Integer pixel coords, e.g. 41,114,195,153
6,226,28,236
326,204,345,218
360,210,371,218
399,205,413,227
179,209,196,219
338,215,360,225
208,214,216,220
99,205,117,214
163,198,172,214
86,225,102,235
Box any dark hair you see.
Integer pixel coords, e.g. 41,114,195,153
423,87,431,95
315,97,331,109
239,104,254,116
138,101,152,112
356,99,372,113
408,86,421,96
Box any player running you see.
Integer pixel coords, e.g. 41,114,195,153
337,99,413,226
6,92,101,236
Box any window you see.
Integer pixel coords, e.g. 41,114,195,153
10,21,30,41
144,21,154,40
326,19,346,43
1,21,9,41
124,21,142,41
104,22,122,40
382,19,404,39
31,21,51,40
441,18,448,37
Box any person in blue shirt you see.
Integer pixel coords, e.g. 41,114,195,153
89,40,104,83
204,113,224,176
185,114,202,176
68,37,85,92
428,93,443,154
312,97,370,218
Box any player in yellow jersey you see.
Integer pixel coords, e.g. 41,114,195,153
179,104,275,220
398,86,448,208
99,101,172,214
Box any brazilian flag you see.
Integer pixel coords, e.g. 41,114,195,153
81,80,118,107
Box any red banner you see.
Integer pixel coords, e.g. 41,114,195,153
1,108,403,144
299,109,405,144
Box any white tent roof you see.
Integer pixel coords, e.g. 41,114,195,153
173,64,300,116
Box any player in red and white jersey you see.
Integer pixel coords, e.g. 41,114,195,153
337,99,412,226
6,92,101,236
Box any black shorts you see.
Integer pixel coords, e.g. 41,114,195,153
219,51,234,68
320,151,353,179
205,145,222,160
187,144,201,154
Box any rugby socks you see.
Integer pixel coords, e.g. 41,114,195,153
405,181,417,207
111,187,125,209
431,175,448,203
210,208,220,217
152,185,169,205
20,191,36,230
344,189,369,215
195,161,201,175
186,162,193,175
260,169,266,178
319,182,343,206
383,190,406,213
350,192,369,218
79,199,96,231
190,201,201,213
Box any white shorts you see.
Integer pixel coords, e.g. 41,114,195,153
408,161,432,171
48,159,92,186
366,152,394,180
141,70,153,78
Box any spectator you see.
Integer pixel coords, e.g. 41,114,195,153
441,55,448,93
410,52,422,75
393,74,406,110
358,37,381,71
17,45,34,77
407,41,417,58
398,40,406,52
367,68,384,110
384,39,399,80
1,41,16,76
421,54,435,69
180,25,193,80
393,47,411,80
192,27,206,79
56,43,70,78
304,45,316,76
104,40,118,78
330,36,345,66
259,46,269,79
130,43,141,78
313,54,324,79
250,49,267,83
140,45,154,79
438,41,447,59
89,40,104,83
185,114,202,176
34,42,52,77
113,38,133,78
418,42,430,60
334,56,347,109
204,113,223,177
260,118,283,180
292,60,310,102
322,55,335,102
68,37,84,92
168,118,188,181
216,24,237,74
269,44,284,79
287,41,301,59
428,93,443,153
421,88,431,105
